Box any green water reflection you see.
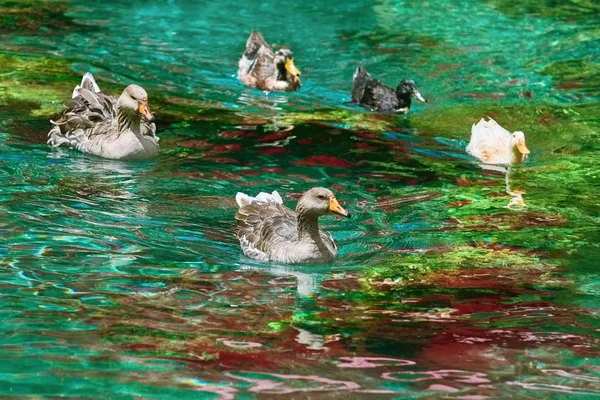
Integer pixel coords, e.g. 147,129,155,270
0,0,599,398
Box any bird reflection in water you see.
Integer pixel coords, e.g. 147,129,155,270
239,263,329,350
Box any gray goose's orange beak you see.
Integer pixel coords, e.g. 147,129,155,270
329,196,351,218
138,100,154,121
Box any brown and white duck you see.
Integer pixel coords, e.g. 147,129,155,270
235,188,350,264
238,30,301,92
48,73,159,160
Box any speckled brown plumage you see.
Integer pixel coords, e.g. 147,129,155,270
238,31,301,92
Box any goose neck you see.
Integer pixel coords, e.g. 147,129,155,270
296,208,320,242
117,105,140,134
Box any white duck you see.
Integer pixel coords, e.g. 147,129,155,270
466,117,530,165
48,73,159,160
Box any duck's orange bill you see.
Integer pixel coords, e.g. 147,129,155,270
517,140,530,155
139,101,154,121
285,58,301,77
329,196,350,218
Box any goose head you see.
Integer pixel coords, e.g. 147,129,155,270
275,48,301,83
511,131,530,161
297,187,350,218
396,79,427,103
117,84,154,121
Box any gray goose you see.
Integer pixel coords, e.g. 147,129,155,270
238,30,301,92
235,187,350,264
48,73,159,160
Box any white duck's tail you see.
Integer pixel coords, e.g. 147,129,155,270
468,117,488,145
472,117,508,135
72,72,101,99
236,190,283,207
468,117,503,149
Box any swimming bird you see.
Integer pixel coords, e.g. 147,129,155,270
48,73,159,160
466,117,530,165
238,30,301,92
351,66,426,112
235,187,350,264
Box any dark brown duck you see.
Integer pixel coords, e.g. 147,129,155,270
351,66,426,113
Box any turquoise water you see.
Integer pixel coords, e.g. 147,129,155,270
1,0,600,398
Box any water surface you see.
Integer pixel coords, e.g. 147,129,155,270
0,0,599,398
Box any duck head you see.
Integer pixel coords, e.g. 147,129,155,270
297,187,351,218
117,85,154,122
275,48,301,84
396,79,427,104
511,131,530,161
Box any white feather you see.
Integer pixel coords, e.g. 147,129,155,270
235,190,283,208
72,72,101,99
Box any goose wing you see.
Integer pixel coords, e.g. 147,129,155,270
236,202,297,249
49,85,118,147
235,190,299,260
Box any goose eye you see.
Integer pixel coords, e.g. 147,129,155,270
317,195,327,200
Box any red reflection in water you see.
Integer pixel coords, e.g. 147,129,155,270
259,148,287,154
258,132,289,142
294,155,354,168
